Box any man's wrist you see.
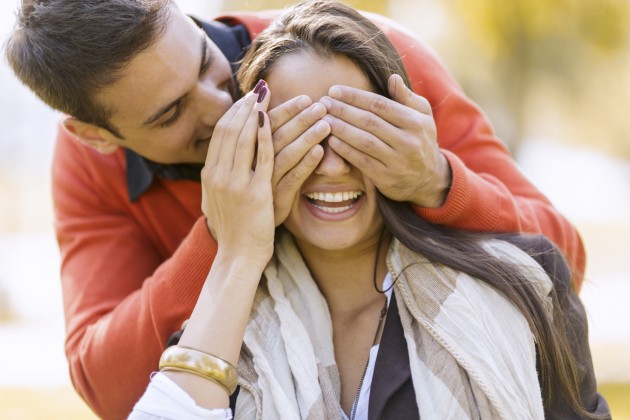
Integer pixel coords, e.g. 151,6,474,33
414,153,452,208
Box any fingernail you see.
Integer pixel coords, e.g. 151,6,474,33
311,102,326,115
314,120,328,132
297,95,312,109
258,110,265,128
319,97,332,108
257,86,267,103
329,86,341,98
253,79,266,94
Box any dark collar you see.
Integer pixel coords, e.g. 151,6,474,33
125,19,251,202
369,292,418,419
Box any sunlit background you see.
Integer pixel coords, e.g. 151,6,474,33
1,0,629,418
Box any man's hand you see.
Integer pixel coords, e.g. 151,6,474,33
268,95,328,225
319,74,452,208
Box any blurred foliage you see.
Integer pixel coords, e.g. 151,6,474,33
446,0,630,155
451,0,629,85
599,383,630,419
454,0,629,57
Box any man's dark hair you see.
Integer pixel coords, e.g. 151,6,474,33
5,0,171,136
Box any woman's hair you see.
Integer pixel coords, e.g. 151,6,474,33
238,0,592,416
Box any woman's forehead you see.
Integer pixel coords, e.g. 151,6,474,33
265,52,372,108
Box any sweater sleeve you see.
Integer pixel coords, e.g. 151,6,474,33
368,14,586,290
53,127,217,420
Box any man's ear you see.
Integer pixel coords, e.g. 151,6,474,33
62,117,120,155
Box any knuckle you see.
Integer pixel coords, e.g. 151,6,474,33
272,130,285,147
237,134,250,148
276,145,297,167
213,177,229,192
330,119,346,136
272,130,293,153
358,154,372,168
332,101,346,119
348,89,358,103
362,137,377,152
297,113,312,130
419,97,432,112
283,103,299,120
224,125,239,139
200,165,211,179
285,167,303,187
363,115,379,130
369,97,388,114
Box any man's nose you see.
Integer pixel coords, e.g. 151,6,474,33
196,82,234,128
314,138,351,177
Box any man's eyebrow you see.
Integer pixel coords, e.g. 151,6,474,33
143,97,182,126
143,34,210,126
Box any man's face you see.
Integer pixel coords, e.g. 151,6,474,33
95,5,234,164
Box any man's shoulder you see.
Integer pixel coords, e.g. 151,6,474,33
212,8,425,41
212,10,280,39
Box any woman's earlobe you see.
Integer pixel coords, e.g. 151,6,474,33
62,117,119,154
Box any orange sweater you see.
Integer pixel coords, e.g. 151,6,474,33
53,11,585,419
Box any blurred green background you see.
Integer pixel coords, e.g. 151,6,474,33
1,0,628,418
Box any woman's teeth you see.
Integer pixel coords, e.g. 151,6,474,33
304,191,363,214
304,191,362,202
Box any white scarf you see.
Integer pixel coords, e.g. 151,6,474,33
234,233,551,419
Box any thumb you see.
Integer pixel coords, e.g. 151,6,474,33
388,74,433,116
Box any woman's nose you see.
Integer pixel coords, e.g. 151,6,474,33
314,138,351,177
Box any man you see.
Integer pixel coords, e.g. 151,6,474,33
6,0,586,418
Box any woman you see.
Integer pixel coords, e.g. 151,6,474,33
131,1,608,418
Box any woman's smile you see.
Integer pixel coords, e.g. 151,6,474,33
304,190,364,216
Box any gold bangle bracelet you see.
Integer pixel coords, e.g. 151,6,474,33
159,345,238,395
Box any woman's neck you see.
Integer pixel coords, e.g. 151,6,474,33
295,233,391,317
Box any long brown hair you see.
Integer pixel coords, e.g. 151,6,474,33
239,0,594,416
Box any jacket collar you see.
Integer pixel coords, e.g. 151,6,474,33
125,18,251,202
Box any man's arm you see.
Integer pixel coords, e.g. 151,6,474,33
53,126,215,419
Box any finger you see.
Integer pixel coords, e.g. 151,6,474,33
206,96,246,168
268,95,312,132
322,113,391,165
233,86,271,177
326,84,428,128
328,135,387,178
254,111,274,183
387,74,432,116
320,95,400,149
275,145,324,202
216,91,259,173
272,119,330,184
271,102,327,154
